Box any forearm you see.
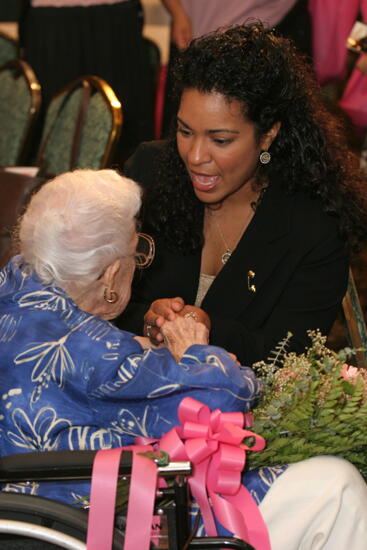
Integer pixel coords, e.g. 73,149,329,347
88,345,262,419
160,0,192,48
160,0,187,18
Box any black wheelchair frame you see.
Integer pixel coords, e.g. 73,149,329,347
0,450,254,550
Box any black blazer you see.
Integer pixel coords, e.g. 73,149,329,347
118,141,349,366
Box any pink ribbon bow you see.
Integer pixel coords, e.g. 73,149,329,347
138,397,271,550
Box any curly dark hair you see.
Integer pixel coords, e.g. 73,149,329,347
144,23,367,253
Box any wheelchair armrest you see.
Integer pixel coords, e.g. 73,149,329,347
0,449,119,481
0,450,192,482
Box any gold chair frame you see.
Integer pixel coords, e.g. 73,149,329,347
41,74,122,170
0,59,41,165
341,268,367,369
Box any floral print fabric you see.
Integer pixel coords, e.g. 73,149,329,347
0,256,285,515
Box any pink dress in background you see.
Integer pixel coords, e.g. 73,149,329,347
180,0,298,38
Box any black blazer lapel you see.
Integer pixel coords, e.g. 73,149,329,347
202,183,294,318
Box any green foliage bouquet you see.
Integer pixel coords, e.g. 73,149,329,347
248,331,367,479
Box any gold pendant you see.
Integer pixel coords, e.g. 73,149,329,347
222,251,231,264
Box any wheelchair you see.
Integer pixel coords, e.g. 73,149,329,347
0,450,254,549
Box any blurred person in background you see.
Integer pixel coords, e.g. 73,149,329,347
19,0,154,161
160,0,312,135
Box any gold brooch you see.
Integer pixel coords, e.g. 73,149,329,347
247,270,256,293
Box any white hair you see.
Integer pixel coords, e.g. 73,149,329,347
19,169,141,290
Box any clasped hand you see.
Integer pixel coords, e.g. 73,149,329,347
136,298,209,360
144,297,210,343
141,298,240,365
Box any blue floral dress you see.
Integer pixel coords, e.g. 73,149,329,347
0,256,285,515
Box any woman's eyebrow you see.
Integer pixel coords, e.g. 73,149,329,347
177,117,239,134
208,128,239,134
177,116,191,128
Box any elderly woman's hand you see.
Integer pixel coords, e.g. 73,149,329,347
161,316,209,362
144,300,211,345
144,297,185,343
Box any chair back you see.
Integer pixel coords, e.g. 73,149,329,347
0,170,45,268
0,31,18,66
37,75,122,176
0,59,41,166
342,268,367,368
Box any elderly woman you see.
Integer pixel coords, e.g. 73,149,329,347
0,170,366,550
116,23,367,366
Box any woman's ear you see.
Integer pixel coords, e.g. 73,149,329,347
261,121,281,150
100,258,121,289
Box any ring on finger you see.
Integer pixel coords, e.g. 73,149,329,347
146,323,153,338
184,311,198,321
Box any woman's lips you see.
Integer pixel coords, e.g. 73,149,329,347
190,172,219,192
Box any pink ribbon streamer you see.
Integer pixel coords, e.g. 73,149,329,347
86,445,157,550
86,447,123,550
136,397,271,550
86,398,270,550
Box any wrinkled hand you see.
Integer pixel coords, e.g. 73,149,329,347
161,315,209,361
144,297,185,344
171,10,192,50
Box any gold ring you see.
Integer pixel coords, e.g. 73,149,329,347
184,311,198,321
145,323,153,338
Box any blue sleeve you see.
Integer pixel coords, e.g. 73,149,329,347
86,343,263,441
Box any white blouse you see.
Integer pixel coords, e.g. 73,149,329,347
195,273,215,308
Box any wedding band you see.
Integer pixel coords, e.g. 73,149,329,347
146,323,153,338
184,311,198,321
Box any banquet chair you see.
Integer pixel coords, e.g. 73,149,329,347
341,268,367,369
0,450,253,550
0,59,41,166
36,75,122,177
0,170,45,268
0,31,18,66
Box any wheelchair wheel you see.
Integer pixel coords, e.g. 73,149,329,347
0,492,124,549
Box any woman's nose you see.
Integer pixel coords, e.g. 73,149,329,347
187,138,211,165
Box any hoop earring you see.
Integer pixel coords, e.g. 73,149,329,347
259,150,271,165
103,288,118,304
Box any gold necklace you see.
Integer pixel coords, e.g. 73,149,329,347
213,214,249,265
212,217,230,264
210,186,267,265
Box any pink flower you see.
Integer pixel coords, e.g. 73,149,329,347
341,364,360,380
